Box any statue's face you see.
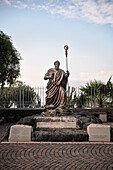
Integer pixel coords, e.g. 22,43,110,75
54,62,60,70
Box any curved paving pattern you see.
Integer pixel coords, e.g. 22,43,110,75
0,143,113,170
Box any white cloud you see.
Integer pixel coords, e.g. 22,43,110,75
2,0,113,26
3,0,11,5
72,70,113,83
70,70,113,87
2,0,28,9
14,1,28,9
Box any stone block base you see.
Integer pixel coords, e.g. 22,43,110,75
99,113,107,122
35,116,77,129
9,125,33,142
36,122,77,129
87,124,111,142
32,129,88,141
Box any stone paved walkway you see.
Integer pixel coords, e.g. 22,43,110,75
0,142,113,170
0,123,113,169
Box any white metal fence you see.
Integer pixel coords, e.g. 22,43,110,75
0,86,113,108
0,87,46,108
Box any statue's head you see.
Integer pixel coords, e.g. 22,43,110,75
54,60,60,70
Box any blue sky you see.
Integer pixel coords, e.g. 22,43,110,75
0,0,113,87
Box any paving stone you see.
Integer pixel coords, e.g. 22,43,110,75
8,125,33,142
0,143,113,169
87,124,111,142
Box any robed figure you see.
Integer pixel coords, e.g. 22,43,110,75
44,61,69,109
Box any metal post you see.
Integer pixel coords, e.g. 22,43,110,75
6,90,8,107
16,87,18,108
111,85,113,103
88,88,89,107
44,87,46,106
9,88,11,107
33,87,34,107
2,89,3,107
43,87,44,107
28,87,29,106
20,86,21,108
94,86,95,108
40,87,41,106
12,88,13,105
0,88,2,105
91,86,92,109
23,86,24,108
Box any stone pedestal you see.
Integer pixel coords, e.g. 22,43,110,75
9,125,33,142
32,129,88,141
35,116,77,129
41,107,73,116
87,124,111,142
32,115,88,141
99,113,107,122
36,122,77,129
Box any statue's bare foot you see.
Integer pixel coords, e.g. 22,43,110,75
45,105,55,109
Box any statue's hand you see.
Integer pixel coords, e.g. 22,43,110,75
65,71,70,77
49,73,54,79
44,74,51,80
49,75,52,79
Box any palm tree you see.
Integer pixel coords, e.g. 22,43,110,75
80,77,113,108
105,76,113,107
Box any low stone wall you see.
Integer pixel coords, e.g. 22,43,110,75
0,108,113,124
74,108,113,122
0,108,45,123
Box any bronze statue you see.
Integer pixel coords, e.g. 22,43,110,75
44,60,70,110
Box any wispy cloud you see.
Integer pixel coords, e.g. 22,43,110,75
12,1,28,9
72,70,113,82
2,0,113,26
1,0,28,9
3,0,11,5
70,70,113,87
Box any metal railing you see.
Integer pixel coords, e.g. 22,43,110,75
0,86,113,108
0,87,46,108
68,86,113,108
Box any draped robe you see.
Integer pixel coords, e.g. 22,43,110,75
45,68,68,108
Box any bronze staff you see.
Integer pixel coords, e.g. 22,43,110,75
64,45,70,102
64,45,69,71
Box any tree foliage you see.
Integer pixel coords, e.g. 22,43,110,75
80,77,113,108
0,30,21,88
67,76,113,108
